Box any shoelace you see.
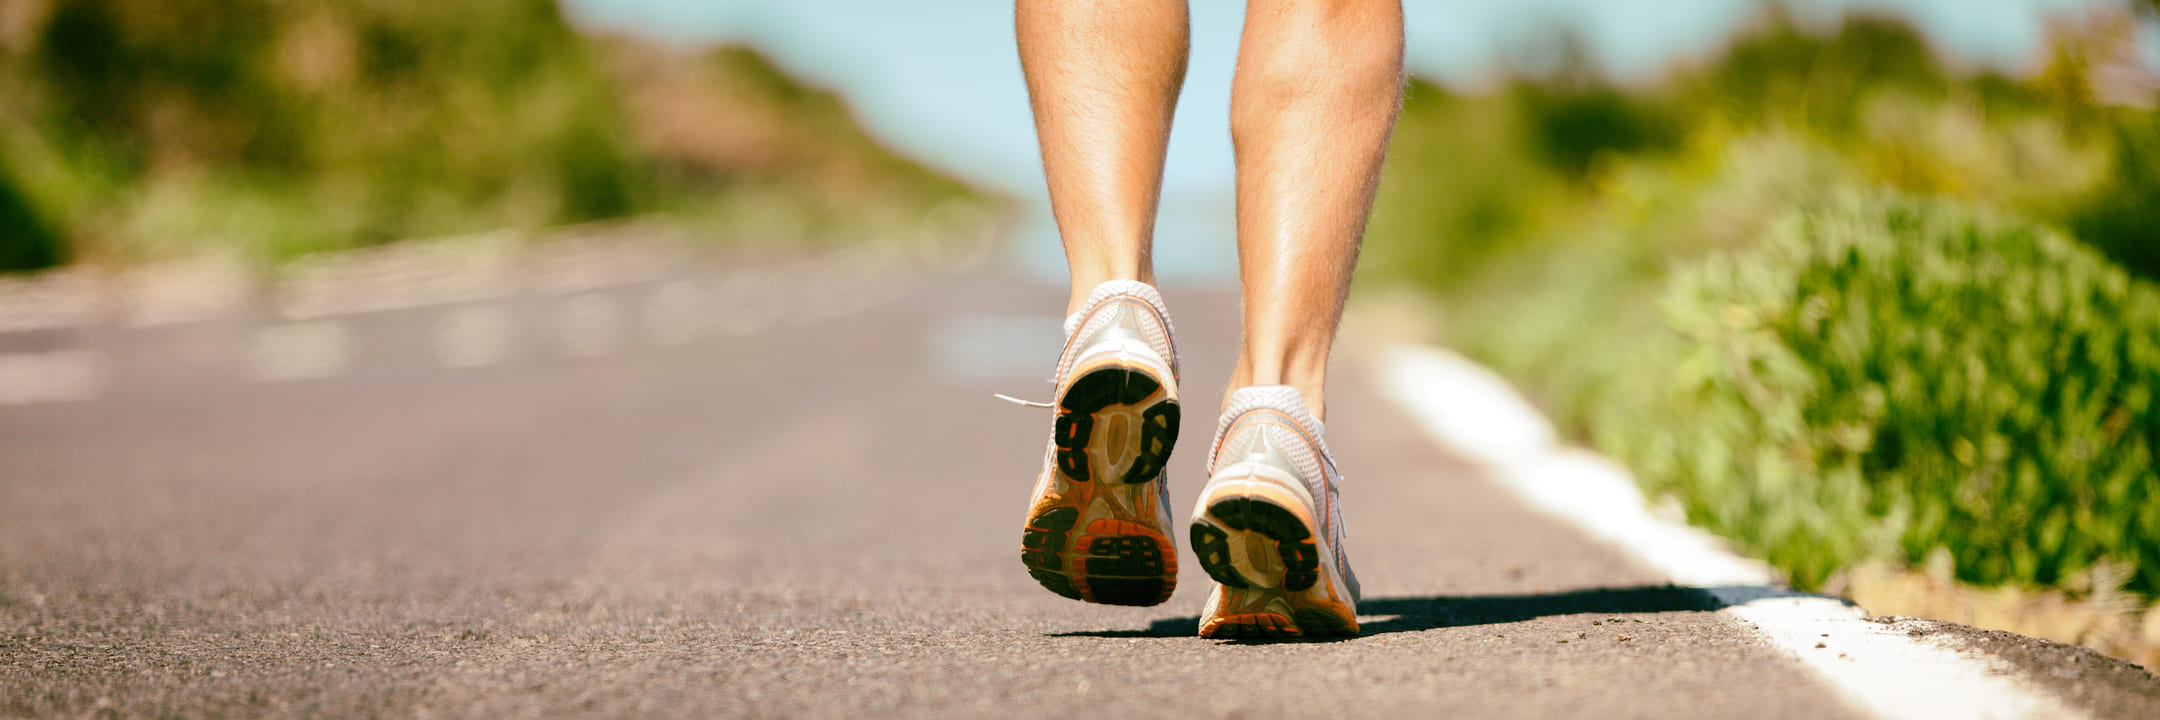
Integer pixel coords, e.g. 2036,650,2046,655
993,393,1053,408
993,374,1058,408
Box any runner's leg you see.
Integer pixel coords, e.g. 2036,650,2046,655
1016,0,1190,314
1227,0,1404,420
1015,0,1193,608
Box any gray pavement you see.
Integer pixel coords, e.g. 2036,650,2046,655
0,264,2152,718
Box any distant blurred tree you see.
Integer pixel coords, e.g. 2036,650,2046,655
1516,82,1680,179
1683,12,1950,136
2070,114,2160,280
0,0,990,265
0,172,63,271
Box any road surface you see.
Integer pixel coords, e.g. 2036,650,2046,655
1,257,2153,718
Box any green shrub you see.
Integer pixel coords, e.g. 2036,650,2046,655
1631,198,2160,594
0,171,64,271
1364,9,2159,603
2068,111,2160,281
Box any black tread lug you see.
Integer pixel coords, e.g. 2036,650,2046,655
1189,523,1248,589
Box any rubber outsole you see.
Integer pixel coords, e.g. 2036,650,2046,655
1022,364,1180,607
1191,490,1357,638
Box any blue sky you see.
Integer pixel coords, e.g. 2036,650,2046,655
562,0,2118,279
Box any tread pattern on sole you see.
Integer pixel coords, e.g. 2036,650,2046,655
1192,494,1357,638
1073,525,1174,606
1053,368,1164,484
1188,523,1248,589
1021,506,1081,598
1023,363,1180,607
1204,497,1320,592
1125,403,1179,484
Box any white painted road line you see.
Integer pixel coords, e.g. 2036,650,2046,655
275,232,520,320
557,293,622,358
249,322,352,382
1378,344,2081,720
0,351,107,404
641,280,705,346
708,276,773,336
0,270,100,332
435,304,516,369
120,258,248,327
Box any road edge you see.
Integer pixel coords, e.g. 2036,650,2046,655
1374,343,2083,720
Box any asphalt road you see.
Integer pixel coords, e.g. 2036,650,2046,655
1,261,2154,718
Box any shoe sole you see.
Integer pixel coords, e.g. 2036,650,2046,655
1189,478,1357,638
1020,362,1180,606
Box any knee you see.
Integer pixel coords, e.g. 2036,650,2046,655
1237,0,1402,88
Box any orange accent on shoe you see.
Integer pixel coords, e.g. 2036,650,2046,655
1200,613,1302,638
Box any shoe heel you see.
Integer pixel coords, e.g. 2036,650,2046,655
1054,364,1178,485
1071,518,1175,606
1022,363,1179,607
1190,490,1357,638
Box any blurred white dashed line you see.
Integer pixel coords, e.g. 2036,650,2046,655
0,351,108,405
0,270,100,332
557,293,622,358
120,258,248,327
707,276,772,336
435,304,515,368
249,322,352,381
641,280,705,346
275,232,519,319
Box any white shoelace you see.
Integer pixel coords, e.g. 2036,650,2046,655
992,393,1053,408
993,312,1083,409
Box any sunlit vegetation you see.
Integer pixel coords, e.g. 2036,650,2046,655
0,0,989,270
1366,7,2160,606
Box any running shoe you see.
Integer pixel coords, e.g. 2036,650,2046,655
1018,280,1182,606
1189,385,1360,637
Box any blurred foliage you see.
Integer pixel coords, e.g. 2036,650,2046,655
2068,110,2160,279
1656,200,2159,596
0,0,988,269
1367,8,2160,598
0,164,62,270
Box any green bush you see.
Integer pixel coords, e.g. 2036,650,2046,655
2069,111,2160,281
1365,9,2159,603
1629,199,2160,594
0,170,64,271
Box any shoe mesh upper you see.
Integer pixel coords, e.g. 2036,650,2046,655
1055,280,1178,385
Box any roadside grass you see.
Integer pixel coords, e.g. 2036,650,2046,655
1834,560,2160,669
1637,197,2159,597
1363,7,2160,662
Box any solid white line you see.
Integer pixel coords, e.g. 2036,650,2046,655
0,270,99,332
0,350,107,404
556,293,622,358
435,304,516,369
1377,344,2079,720
641,280,705,346
249,322,352,381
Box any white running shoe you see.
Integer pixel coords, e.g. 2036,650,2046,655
1019,280,1182,606
1189,385,1360,637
